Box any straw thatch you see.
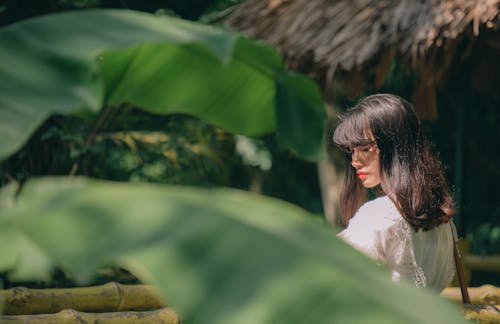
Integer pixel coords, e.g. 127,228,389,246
226,0,500,118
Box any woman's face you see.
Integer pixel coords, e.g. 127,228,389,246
350,141,381,188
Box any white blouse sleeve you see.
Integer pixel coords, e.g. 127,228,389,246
337,198,393,262
338,200,426,286
338,196,456,290
377,220,428,287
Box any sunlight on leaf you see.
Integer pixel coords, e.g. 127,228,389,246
0,9,325,162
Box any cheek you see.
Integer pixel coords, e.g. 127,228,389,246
373,168,381,183
374,159,381,174
371,154,382,182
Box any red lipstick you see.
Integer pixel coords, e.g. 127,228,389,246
357,172,368,179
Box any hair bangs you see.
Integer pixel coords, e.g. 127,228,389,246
333,112,373,153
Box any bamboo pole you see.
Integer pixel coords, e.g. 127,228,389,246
441,285,500,304
0,282,165,315
464,255,500,272
0,307,179,324
463,304,500,324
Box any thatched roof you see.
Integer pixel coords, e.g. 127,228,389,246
225,0,500,118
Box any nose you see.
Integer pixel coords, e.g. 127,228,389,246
351,159,362,169
351,151,362,169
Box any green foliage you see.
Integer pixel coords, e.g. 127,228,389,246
87,116,240,185
0,0,235,26
57,0,100,8
0,8,469,323
0,177,467,323
275,73,326,160
380,59,415,99
1,111,246,188
235,136,272,171
468,223,500,256
0,9,325,163
203,0,243,13
262,149,323,214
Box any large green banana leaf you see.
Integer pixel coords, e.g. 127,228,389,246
0,9,325,162
0,177,466,323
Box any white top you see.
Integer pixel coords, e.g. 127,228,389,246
338,196,455,291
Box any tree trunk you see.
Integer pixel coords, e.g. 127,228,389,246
317,102,344,226
318,157,343,226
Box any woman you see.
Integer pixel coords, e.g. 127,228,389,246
333,93,455,291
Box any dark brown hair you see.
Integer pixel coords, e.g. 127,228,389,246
333,94,454,231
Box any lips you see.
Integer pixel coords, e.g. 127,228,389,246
357,171,368,179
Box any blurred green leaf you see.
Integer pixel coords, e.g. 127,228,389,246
468,222,500,255
276,73,326,161
0,9,325,162
1,177,466,323
0,191,52,281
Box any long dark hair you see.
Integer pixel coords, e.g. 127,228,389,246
333,94,454,231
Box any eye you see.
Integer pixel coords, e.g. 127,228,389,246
344,147,354,155
360,145,371,152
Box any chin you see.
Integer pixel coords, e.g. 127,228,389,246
361,180,380,188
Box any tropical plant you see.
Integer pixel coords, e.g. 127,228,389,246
0,9,467,323
0,9,325,162
1,112,245,188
